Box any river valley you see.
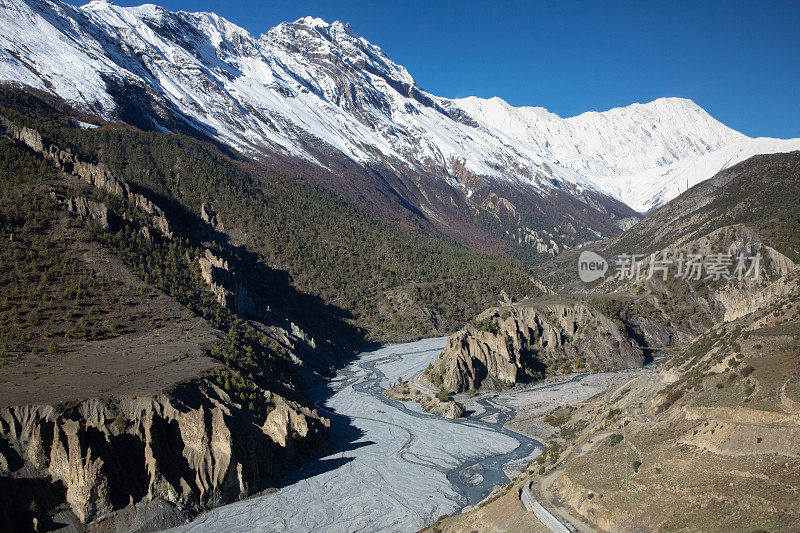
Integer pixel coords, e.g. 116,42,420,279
172,338,653,532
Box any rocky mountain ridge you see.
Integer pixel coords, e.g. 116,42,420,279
0,1,744,194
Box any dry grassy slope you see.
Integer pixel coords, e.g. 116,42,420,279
423,478,549,533
534,274,800,532
0,184,223,407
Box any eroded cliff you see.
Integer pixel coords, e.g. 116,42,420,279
428,298,668,393
0,378,330,530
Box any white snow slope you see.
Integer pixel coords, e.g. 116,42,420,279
0,0,797,211
604,137,800,211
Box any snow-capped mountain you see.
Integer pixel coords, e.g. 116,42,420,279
601,136,800,211
0,0,797,255
453,96,744,186
453,96,800,210
0,0,594,190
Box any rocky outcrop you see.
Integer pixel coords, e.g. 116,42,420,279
47,189,119,231
200,202,224,232
0,116,172,238
718,273,799,322
198,249,235,309
625,225,800,324
712,238,800,322
419,396,465,419
614,217,640,231
432,301,648,392
65,196,111,228
197,248,257,315
0,379,330,526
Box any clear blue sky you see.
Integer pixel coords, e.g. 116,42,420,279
67,0,800,138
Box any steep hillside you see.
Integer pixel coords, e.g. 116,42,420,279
0,120,338,530
606,150,800,263
0,87,544,342
539,151,800,300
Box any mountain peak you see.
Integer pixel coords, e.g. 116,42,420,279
291,16,355,34
294,15,330,29
81,0,115,9
274,16,361,44
635,96,704,114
